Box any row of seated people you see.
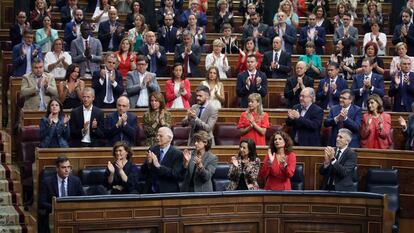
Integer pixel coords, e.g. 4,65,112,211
38,127,358,232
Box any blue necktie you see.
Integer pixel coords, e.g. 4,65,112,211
159,149,164,163
197,106,205,118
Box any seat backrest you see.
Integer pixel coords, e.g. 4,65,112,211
291,164,304,190
365,168,400,213
136,124,146,146
214,123,240,145
351,166,359,192
17,126,40,163
172,125,191,146
79,167,107,186
265,125,284,145
212,163,230,191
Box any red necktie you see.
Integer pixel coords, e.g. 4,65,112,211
183,53,189,77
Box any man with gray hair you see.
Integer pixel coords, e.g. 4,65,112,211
174,29,202,77
319,128,357,191
284,61,314,108
286,87,323,146
141,127,184,193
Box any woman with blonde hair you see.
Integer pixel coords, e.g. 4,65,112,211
390,42,414,76
205,39,230,79
276,0,299,28
237,93,269,146
201,66,225,109
44,38,72,79
362,0,383,33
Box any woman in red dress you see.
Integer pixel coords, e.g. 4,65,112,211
236,37,262,73
259,130,297,190
237,93,269,146
115,38,136,80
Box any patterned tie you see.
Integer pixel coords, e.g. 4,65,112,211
60,178,66,197
273,51,278,63
106,71,114,103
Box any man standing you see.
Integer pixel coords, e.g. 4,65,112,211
20,58,58,110
264,12,297,55
157,13,179,53
284,61,314,108
389,56,414,112
64,8,83,51
10,11,31,48
182,85,218,146
237,55,268,108
351,58,384,109
316,62,348,110
61,0,79,27
319,128,357,191
98,7,125,52
12,29,43,77
38,156,84,233
92,53,124,108
174,30,202,77
242,12,269,53
392,8,414,56
286,87,323,146
324,89,362,148
106,96,137,146
126,55,160,108
69,87,105,147
141,127,184,193
138,31,168,77
333,13,359,55
299,13,326,55
70,22,103,77
261,36,292,79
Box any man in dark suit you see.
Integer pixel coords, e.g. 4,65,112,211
85,0,98,13
324,89,362,148
286,87,324,146
298,13,326,55
351,57,385,109
284,61,314,108
157,13,179,53
389,56,414,112
242,12,269,53
98,7,125,52
236,54,268,108
38,156,84,233
261,36,292,79
64,8,83,51
319,128,357,191
106,96,137,147
182,85,218,146
316,62,348,109
174,30,202,77
180,0,207,28
141,127,184,193
69,87,105,147
263,11,297,55
10,11,31,48
12,29,43,77
92,53,124,108
399,103,414,150
392,8,414,56
138,31,168,77
61,0,79,27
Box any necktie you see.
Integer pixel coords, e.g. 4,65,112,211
183,52,189,77
197,106,205,118
159,149,165,163
273,52,278,63
150,47,157,73
335,150,342,161
251,74,255,85
85,40,91,70
328,79,335,108
60,179,66,197
106,71,114,103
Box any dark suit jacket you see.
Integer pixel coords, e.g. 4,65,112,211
141,145,184,193
403,114,414,150
61,5,75,27
261,50,292,79
284,75,314,108
180,151,218,192
351,73,385,108
138,44,168,77
12,43,43,77
92,69,124,108
174,43,202,77
316,76,348,109
10,24,24,48
39,174,84,213
69,105,105,147
242,23,269,53
157,26,179,53
286,103,324,146
264,24,297,55
319,147,357,191
324,104,362,148
106,111,137,146
85,0,98,13
98,20,125,52
236,70,268,108
392,23,414,56
388,71,414,112
64,21,78,51
299,26,326,55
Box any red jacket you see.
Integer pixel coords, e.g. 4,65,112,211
236,51,262,73
259,151,296,190
360,112,393,149
165,79,191,109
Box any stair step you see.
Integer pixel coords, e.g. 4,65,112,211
0,225,28,233
0,192,22,206
0,180,22,193
0,164,20,180
1,152,12,164
0,206,26,225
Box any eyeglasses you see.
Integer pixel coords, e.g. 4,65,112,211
137,63,146,66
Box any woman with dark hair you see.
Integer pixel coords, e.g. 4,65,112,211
363,20,386,56
227,138,261,190
186,13,206,47
356,42,384,75
92,0,111,32
201,66,225,109
236,37,262,73
259,131,297,190
313,5,334,34
35,16,58,52
125,0,143,30
329,39,356,80
39,97,70,148
360,94,392,149
143,92,172,146
58,64,85,109
299,41,323,79
165,63,191,109
237,93,269,146
308,0,329,18
362,0,383,34
44,38,72,79
105,141,140,194
115,38,137,79
213,0,234,33
181,131,218,192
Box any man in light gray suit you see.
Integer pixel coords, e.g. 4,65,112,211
333,12,359,55
70,22,103,77
126,55,160,108
182,85,218,146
